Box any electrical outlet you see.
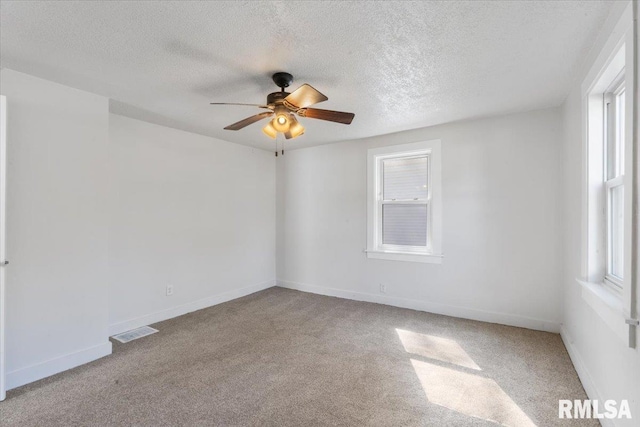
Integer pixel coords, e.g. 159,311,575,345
166,285,174,296
379,284,386,294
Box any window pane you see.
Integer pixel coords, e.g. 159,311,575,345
383,156,428,200
382,204,427,246
605,99,616,180
609,185,624,280
616,89,625,175
606,86,625,180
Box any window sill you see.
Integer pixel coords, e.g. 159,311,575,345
366,249,443,264
576,278,627,343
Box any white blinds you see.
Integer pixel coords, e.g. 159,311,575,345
383,157,428,200
381,156,429,247
382,204,428,246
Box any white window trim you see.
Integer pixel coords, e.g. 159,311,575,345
366,140,442,264
603,75,625,289
579,3,637,347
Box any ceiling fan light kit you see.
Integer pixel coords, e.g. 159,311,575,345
271,106,291,133
211,72,355,145
262,120,278,139
287,116,305,139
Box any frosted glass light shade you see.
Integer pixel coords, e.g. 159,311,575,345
262,120,277,139
288,116,305,139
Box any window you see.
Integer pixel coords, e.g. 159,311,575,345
582,42,626,293
367,140,442,263
603,74,625,288
578,5,636,347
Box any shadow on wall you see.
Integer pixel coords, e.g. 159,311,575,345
396,329,536,427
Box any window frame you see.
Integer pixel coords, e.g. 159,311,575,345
367,140,442,264
582,44,626,288
578,3,637,348
377,152,431,253
603,74,625,289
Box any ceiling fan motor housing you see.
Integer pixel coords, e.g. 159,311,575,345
267,91,289,106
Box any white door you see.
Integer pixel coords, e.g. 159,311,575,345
0,95,7,401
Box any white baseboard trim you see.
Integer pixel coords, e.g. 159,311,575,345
277,279,560,333
560,326,615,427
6,341,112,391
109,280,275,336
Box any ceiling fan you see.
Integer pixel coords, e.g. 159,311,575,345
210,72,355,140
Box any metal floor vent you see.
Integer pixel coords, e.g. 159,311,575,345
111,326,158,343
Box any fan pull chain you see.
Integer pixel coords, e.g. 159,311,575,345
273,134,286,157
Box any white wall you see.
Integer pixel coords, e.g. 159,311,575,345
0,70,276,389
0,69,111,389
108,114,275,335
277,107,563,332
560,2,640,425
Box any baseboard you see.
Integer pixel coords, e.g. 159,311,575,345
277,279,561,333
560,327,616,427
6,341,112,391
109,279,276,336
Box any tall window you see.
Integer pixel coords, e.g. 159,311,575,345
367,140,442,264
604,74,625,287
582,42,627,292
579,10,636,346
379,154,429,249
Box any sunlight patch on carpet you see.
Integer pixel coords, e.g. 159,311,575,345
396,329,481,370
411,358,536,427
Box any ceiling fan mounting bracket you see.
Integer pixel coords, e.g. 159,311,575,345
272,72,294,90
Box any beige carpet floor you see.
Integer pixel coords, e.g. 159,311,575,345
1,287,594,426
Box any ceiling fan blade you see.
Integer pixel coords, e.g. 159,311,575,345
211,103,271,109
224,112,273,130
298,108,355,125
284,84,328,109
284,131,293,140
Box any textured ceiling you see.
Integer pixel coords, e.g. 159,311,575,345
0,1,617,150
